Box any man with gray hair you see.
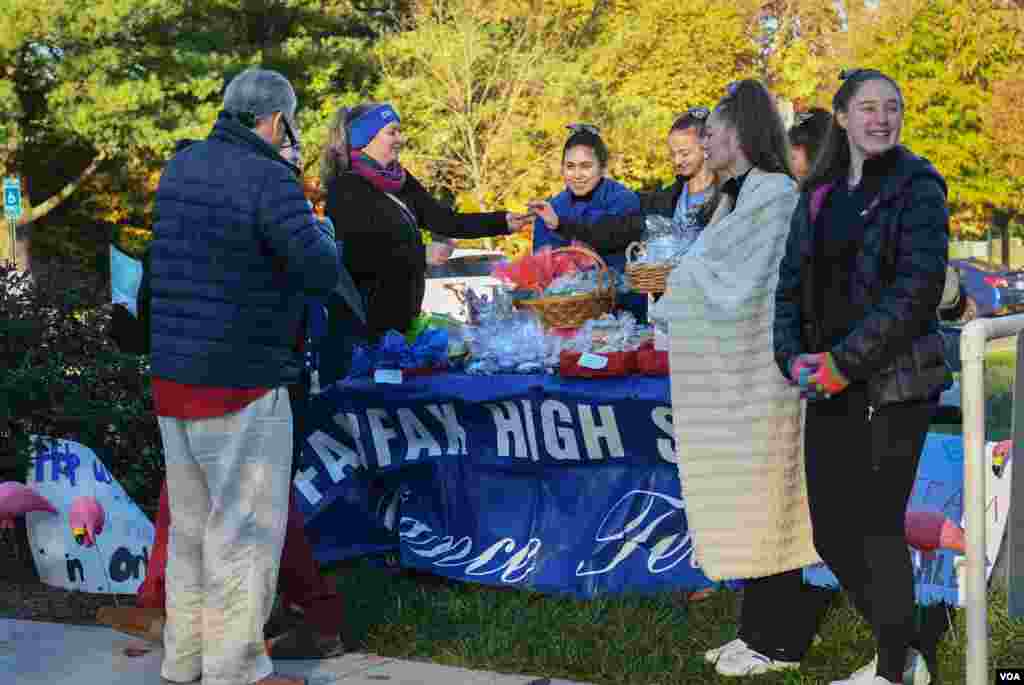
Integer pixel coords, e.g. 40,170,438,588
150,67,339,685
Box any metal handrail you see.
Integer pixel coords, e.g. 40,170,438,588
960,313,1024,684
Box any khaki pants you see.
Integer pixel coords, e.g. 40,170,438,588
158,388,292,685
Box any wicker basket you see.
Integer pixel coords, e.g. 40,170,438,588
625,241,674,294
513,245,615,328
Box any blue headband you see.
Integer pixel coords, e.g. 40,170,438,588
349,105,400,149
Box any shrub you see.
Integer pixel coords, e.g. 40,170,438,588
0,260,163,514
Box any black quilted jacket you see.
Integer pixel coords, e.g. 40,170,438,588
774,146,952,407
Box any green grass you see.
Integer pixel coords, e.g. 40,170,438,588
950,240,1024,268
984,350,1018,441
320,348,1024,683
929,347,1017,441
327,562,1023,684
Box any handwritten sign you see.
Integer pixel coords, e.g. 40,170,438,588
25,437,155,594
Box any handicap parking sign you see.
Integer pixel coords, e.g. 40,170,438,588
4,177,22,219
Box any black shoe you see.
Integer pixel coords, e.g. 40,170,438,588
267,625,346,661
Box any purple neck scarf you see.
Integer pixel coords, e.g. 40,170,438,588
350,150,407,193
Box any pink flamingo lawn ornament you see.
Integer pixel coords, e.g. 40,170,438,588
905,510,966,557
0,482,58,528
0,482,58,561
905,510,968,644
68,495,106,547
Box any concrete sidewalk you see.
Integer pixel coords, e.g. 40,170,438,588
0,619,594,685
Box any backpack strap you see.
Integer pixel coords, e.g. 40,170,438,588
809,182,834,225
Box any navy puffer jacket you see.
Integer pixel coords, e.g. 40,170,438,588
774,146,951,407
150,113,340,388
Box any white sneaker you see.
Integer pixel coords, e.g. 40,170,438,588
829,659,878,685
830,648,931,685
715,644,800,677
904,648,932,685
704,638,748,664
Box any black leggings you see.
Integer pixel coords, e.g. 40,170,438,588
739,569,835,662
805,383,934,682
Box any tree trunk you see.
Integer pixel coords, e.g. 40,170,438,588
8,154,106,272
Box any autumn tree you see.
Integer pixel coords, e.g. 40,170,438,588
987,76,1024,218
0,0,386,269
372,0,570,219
844,0,1024,236
758,0,848,106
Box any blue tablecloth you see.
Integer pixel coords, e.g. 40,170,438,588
293,372,715,598
292,371,966,602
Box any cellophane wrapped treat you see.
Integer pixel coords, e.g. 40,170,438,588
563,312,640,354
463,310,559,375
635,215,698,265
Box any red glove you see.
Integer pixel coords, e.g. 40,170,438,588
807,352,850,396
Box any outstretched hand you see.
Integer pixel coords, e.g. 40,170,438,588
506,212,534,232
426,239,456,266
527,200,559,230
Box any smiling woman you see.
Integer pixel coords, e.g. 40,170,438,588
318,103,531,384
527,124,645,318
774,68,951,685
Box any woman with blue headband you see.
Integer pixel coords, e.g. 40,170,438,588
318,103,533,384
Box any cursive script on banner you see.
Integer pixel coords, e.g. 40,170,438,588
576,489,698,577
399,517,541,583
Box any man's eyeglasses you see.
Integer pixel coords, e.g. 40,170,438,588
567,123,600,136
280,115,300,150
795,112,814,125
687,106,710,120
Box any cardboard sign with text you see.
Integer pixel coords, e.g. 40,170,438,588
25,437,154,594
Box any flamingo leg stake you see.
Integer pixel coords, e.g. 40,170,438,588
93,541,120,608
0,525,20,564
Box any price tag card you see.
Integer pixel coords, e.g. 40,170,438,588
374,368,404,384
578,353,609,370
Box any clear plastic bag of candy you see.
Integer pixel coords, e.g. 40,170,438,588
637,215,696,264
564,312,638,354
465,310,556,375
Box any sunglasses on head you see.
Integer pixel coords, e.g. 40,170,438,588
566,123,600,135
839,68,873,81
686,106,710,120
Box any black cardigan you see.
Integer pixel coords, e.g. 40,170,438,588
325,171,509,339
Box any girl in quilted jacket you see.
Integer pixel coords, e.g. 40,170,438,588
774,69,951,685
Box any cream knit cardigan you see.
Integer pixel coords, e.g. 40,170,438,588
650,168,820,580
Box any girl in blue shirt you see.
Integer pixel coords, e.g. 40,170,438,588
530,125,645,318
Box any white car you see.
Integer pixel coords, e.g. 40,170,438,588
422,248,507,321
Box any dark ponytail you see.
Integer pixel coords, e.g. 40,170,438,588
789,108,833,172
713,80,793,178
